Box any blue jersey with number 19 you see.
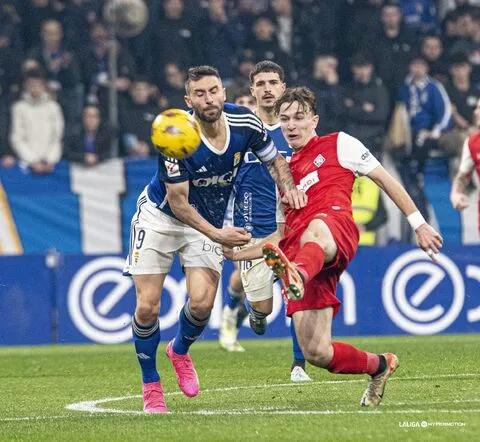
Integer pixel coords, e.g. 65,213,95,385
233,122,292,237
147,103,277,229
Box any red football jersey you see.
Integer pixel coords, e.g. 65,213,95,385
461,132,480,231
283,132,380,231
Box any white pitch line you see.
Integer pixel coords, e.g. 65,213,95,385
65,373,480,415
3,373,479,422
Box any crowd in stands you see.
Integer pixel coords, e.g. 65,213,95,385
0,1,479,228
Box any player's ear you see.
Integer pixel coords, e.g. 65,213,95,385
222,87,226,100
280,82,286,93
184,94,192,109
312,114,319,129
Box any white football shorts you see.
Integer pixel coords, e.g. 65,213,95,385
124,188,224,275
239,237,275,302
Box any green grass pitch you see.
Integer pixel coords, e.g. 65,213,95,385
1,335,479,441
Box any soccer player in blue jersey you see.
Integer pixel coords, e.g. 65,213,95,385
219,61,312,382
124,65,306,413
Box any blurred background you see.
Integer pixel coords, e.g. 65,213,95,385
0,0,479,346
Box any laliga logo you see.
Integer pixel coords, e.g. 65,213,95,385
382,250,464,335
68,257,187,344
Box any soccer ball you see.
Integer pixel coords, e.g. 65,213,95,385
151,109,201,159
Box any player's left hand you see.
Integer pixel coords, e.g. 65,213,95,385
282,189,308,210
415,223,443,262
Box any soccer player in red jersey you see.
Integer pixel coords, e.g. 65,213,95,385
224,87,443,406
450,98,480,234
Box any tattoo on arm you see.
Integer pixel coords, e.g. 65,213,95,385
453,174,470,194
267,156,296,193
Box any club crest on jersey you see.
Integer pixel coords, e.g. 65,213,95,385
313,154,325,167
165,158,180,177
234,152,241,167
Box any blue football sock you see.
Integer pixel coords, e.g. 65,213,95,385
132,316,160,384
290,320,305,366
226,286,242,309
172,301,210,355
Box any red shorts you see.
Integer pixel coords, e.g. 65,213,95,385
279,212,359,317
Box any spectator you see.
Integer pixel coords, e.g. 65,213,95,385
440,51,480,156
400,0,439,36
243,14,293,80
159,62,186,109
151,0,196,81
293,0,339,76
396,53,452,227
232,87,256,110
194,0,238,82
10,71,64,174
448,7,480,83
64,105,112,166
352,176,388,245
373,0,418,100
0,92,15,167
342,53,390,157
340,0,384,58
421,33,449,83
18,0,54,51
446,52,480,131
271,0,293,56
121,77,161,157
28,19,82,129
80,21,136,116
306,53,343,135
227,55,256,102
50,0,98,50
229,0,257,48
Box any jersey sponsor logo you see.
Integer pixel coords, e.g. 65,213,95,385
165,158,180,177
196,166,207,173
361,151,371,161
202,240,223,256
297,170,319,192
192,168,239,187
313,153,325,167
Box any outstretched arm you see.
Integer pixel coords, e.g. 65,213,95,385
266,154,307,209
223,224,285,261
166,181,251,248
367,165,443,260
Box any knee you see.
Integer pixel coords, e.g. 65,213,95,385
135,300,160,324
188,298,214,319
303,341,333,368
249,299,272,315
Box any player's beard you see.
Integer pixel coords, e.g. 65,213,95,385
195,105,223,123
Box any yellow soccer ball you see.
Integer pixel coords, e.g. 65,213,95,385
151,109,201,159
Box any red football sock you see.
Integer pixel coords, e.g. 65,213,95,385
327,342,380,375
293,242,325,284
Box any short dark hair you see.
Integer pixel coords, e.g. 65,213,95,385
274,86,317,116
249,60,285,84
185,65,221,93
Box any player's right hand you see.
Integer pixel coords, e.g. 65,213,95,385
281,189,308,210
214,227,251,248
450,191,469,211
415,223,443,262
